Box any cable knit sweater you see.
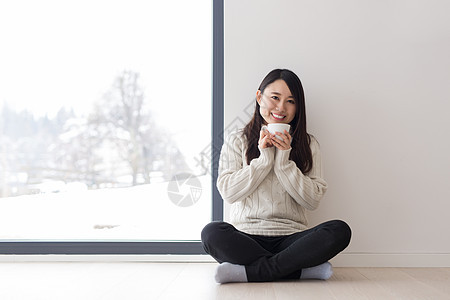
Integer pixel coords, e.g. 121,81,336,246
217,129,328,236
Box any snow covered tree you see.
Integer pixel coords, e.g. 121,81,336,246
90,70,189,185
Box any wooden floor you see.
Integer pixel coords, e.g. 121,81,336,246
0,262,449,299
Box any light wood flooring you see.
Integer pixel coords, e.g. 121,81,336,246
0,262,449,299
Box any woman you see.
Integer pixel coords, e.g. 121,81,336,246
201,69,351,283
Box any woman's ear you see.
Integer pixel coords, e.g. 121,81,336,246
256,90,262,105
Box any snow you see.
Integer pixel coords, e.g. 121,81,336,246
0,175,212,241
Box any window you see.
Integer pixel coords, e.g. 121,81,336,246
0,0,223,254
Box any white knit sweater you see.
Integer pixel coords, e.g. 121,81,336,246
217,129,328,236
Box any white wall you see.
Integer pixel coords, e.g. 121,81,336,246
224,0,450,266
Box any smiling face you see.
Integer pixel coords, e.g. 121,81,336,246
256,79,296,125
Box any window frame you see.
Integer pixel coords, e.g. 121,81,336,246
0,0,224,255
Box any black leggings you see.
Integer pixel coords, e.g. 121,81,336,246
201,220,351,282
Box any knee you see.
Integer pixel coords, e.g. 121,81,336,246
201,221,230,245
332,219,352,248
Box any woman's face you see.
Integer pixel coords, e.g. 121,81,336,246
256,79,296,125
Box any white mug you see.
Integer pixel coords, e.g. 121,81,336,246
265,123,291,140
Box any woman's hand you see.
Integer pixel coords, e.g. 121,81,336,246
271,130,292,150
259,127,274,149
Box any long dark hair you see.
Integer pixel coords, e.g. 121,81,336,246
243,69,313,173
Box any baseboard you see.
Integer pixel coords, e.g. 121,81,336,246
330,253,450,267
1,253,449,267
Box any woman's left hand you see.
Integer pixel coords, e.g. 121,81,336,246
271,130,292,150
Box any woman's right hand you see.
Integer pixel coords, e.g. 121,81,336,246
259,127,274,149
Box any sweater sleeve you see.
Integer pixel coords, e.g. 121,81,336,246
217,132,274,204
273,136,328,210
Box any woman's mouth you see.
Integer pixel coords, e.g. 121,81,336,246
271,112,286,121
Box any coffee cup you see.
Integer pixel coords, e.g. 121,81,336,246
266,123,291,140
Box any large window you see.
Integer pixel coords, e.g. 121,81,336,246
0,0,223,254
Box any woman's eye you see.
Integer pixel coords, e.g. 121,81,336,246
271,96,279,100
288,100,295,104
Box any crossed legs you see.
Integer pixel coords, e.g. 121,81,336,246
201,220,351,283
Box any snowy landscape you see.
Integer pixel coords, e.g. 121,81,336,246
0,1,213,242
0,175,211,241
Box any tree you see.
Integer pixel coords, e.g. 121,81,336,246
90,70,189,185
